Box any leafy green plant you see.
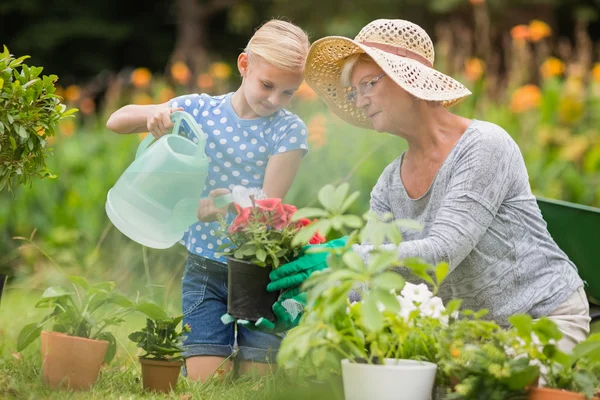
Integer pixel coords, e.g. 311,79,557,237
0,46,77,193
278,183,452,375
16,275,168,363
511,315,600,398
128,315,191,361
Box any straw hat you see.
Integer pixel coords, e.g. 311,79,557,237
305,19,472,128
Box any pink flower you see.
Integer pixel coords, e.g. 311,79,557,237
309,232,326,245
254,198,282,211
229,204,252,233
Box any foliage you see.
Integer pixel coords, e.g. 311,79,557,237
217,198,325,268
0,46,77,193
128,315,190,361
15,275,168,363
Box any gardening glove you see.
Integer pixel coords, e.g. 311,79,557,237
266,236,349,293
220,288,307,333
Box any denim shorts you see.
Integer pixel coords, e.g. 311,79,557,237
181,252,281,363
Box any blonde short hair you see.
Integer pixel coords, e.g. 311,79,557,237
340,53,374,87
245,19,310,72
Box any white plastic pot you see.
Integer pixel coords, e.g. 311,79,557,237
341,358,437,400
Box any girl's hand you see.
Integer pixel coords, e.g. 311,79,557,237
197,189,231,222
147,107,183,139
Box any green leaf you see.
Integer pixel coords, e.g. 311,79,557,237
374,288,400,313
368,251,399,274
110,294,134,308
509,314,533,340
68,275,90,291
435,262,450,285
317,184,336,212
92,281,115,292
532,318,563,343
341,215,363,229
371,272,405,292
41,286,73,300
256,248,267,262
332,182,350,210
16,125,28,139
96,332,117,364
342,251,364,272
570,337,600,364
341,191,360,213
17,323,42,351
505,364,539,390
291,208,329,220
362,291,383,331
135,302,169,321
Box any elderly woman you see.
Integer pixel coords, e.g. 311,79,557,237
262,19,590,352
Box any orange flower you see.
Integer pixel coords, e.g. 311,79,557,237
464,57,485,81
308,114,327,148
592,63,600,83
540,57,565,79
197,73,214,91
133,93,153,105
130,67,152,88
64,85,81,102
510,84,542,113
451,348,460,358
79,98,95,115
209,62,232,80
529,20,551,42
510,25,530,42
295,81,318,101
139,132,150,141
171,61,191,85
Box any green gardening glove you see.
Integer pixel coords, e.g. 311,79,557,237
266,236,349,293
220,288,306,333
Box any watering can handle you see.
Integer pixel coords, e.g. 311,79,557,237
135,111,207,159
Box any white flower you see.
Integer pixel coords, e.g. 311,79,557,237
398,296,418,321
401,283,433,304
420,296,445,318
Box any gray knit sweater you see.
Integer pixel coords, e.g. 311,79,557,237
355,120,583,326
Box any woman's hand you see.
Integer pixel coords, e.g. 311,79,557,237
147,107,183,139
197,189,231,222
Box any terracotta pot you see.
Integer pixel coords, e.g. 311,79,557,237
139,358,183,393
528,387,585,400
40,331,108,390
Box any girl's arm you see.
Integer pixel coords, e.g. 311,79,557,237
261,150,304,198
106,102,181,136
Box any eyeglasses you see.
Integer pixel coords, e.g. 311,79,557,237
346,73,387,104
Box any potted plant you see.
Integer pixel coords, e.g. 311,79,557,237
510,315,600,400
16,275,165,390
217,196,325,322
128,315,191,393
277,184,454,400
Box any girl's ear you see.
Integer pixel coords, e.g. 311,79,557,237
238,53,249,77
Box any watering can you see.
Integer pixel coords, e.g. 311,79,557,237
106,111,232,249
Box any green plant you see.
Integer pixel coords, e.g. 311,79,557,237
16,275,168,363
0,46,77,193
511,315,600,398
217,197,325,268
128,315,191,361
277,183,452,375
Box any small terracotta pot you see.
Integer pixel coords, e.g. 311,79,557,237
528,387,585,400
139,358,183,393
40,331,108,390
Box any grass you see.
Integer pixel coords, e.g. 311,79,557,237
0,287,344,400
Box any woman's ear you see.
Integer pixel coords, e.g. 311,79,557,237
238,53,249,77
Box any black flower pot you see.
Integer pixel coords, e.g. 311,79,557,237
227,257,278,322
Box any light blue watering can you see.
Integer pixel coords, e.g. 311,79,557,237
106,111,232,249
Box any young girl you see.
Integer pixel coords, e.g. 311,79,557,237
106,19,310,381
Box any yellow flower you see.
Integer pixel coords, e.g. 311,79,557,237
64,85,81,102
529,20,552,42
35,126,46,136
158,87,175,103
197,73,214,91
139,132,150,141
510,84,542,113
209,62,232,80
559,136,589,162
171,61,191,85
558,95,584,125
464,57,485,81
130,67,152,88
510,25,530,42
592,63,600,83
540,57,564,79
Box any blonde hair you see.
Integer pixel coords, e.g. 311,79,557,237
340,53,374,87
245,19,310,72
